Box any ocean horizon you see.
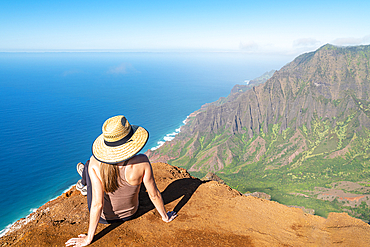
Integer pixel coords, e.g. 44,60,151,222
0,51,290,235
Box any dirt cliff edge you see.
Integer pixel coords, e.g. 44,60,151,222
1,162,370,246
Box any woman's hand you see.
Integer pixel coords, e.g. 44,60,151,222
65,234,91,247
162,211,177,223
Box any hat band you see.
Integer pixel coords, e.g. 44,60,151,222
104,127,134,147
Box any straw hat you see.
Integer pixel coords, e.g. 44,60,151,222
92,115,149,164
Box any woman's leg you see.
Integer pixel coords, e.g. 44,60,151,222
76,162,87,195
83,160,93,214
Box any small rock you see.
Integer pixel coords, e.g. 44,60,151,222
201,172,226,184
244,192,271,200
288,205,315,215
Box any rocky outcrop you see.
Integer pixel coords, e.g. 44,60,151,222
1,162,370,246
245,192,271,200
201,172,226,184
288,205,315,215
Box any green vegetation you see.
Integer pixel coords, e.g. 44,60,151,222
149,44,370,222
163,108,370,221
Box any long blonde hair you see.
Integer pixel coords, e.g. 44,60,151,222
99,163,121,193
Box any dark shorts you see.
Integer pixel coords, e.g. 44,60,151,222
81,160,135,224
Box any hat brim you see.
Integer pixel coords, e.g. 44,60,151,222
92,125,149,164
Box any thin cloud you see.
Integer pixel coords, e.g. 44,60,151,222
293,38,320,47
107,63,138,74
332,35,370,46
332,37,362,46
362,35,370,43
239,41,259,51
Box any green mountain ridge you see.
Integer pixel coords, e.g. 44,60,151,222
146,44,370,221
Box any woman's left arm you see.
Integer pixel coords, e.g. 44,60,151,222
65,159,104,246
142,161,177,223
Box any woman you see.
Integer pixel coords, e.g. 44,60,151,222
66,115,177,247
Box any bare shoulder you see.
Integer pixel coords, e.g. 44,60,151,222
127,154,151,174
128,154,150,165
127,154,152,171
89,156,101,175
89,156,100,167
125,154,151,184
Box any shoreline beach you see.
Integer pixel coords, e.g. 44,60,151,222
0,116,190,238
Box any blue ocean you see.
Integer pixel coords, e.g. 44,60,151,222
0,52,289,234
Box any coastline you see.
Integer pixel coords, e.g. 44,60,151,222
150,116,189,151
0,184,76,238
0,116,189,239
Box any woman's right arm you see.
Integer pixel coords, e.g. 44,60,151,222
85,162,104,242
65,158,103,246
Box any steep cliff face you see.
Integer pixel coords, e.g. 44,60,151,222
148,44,370,170
146,44,370,221
1,162,370,246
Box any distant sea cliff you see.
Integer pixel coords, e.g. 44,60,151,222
147,44,370,222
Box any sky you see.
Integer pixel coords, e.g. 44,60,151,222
1,0,370,56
